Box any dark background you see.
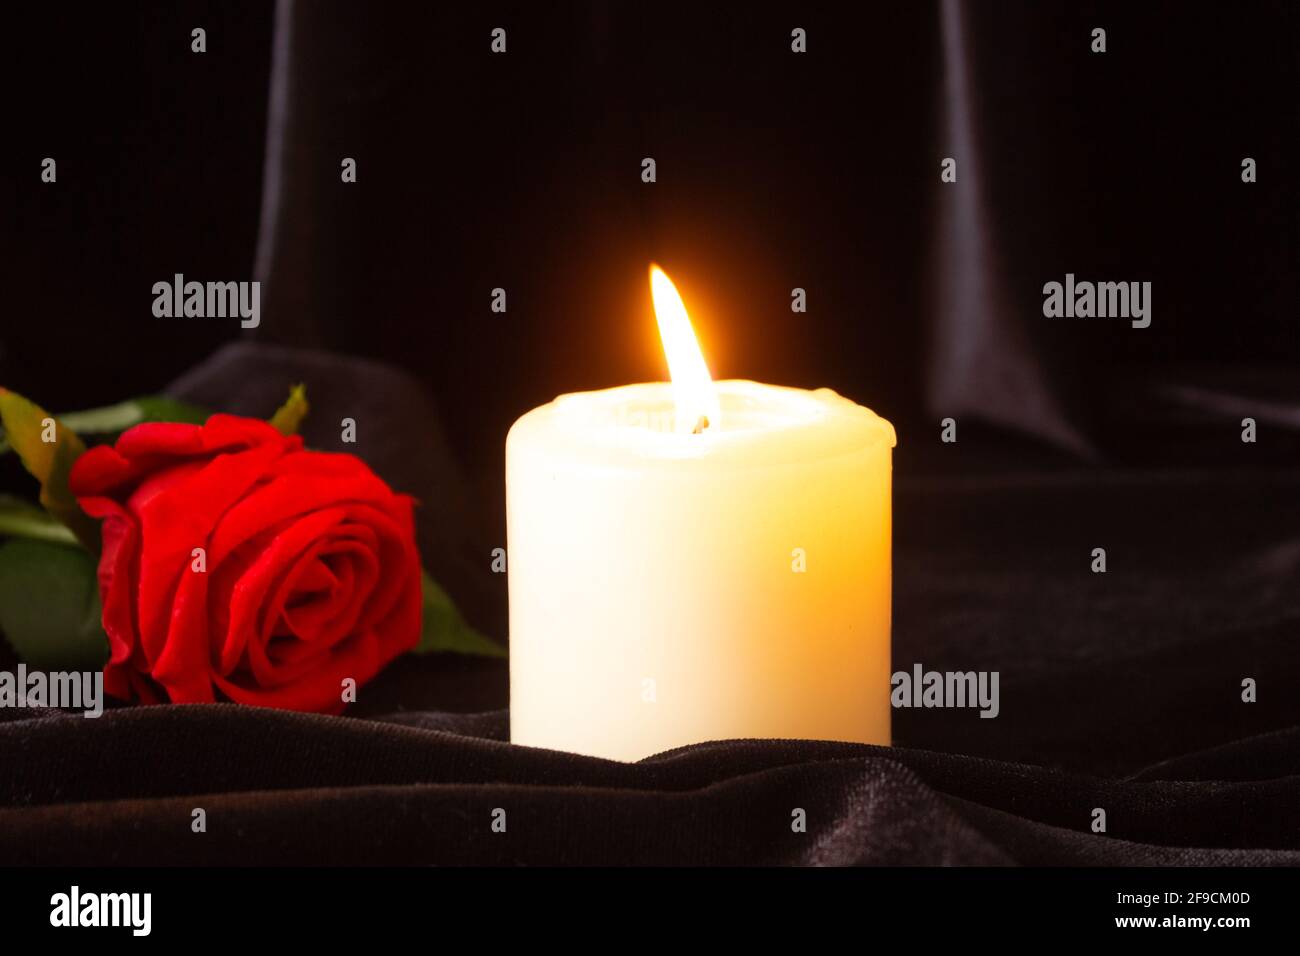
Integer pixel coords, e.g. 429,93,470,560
1,0,1298,868
8,0,1298,658
8,1,1297,479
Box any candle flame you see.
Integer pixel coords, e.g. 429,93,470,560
649,265,721,434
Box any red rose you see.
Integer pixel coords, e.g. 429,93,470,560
68,414,423,713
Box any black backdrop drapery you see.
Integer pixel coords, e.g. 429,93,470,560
3,1,1298,865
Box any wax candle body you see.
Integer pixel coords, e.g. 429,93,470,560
507,380,895,762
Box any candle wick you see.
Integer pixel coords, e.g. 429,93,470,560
691,415,709,435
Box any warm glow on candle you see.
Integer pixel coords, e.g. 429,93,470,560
508,266,896,761
649,264,721,433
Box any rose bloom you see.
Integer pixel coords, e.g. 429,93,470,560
68,415,423,713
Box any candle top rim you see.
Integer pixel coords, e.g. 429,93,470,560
508,380,896,468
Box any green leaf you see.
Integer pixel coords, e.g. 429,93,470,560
0,495,78,544
269,383,310,436
0,388,99,552
415,570,506,657
0,537,109,670
57,396,210,436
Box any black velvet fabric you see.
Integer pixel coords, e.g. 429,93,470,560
1,706,1298,866
1,346,1297,866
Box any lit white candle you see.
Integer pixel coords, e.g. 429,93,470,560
507,267,896,761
